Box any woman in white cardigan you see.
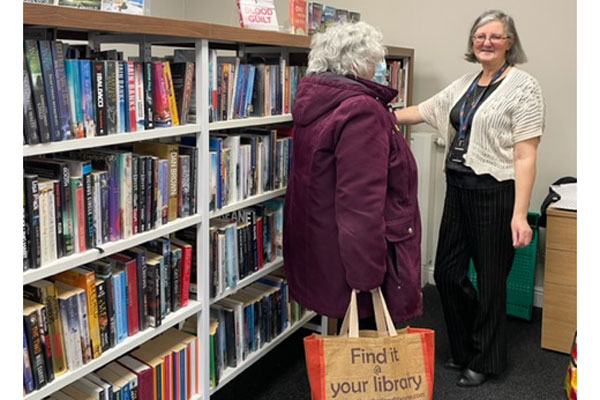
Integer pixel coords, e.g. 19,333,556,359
395,9,545,387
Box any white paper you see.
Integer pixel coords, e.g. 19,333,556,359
550,182,577,211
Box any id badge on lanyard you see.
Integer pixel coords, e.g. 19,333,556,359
451,62,509,163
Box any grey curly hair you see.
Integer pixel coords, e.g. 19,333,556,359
307,21,387,78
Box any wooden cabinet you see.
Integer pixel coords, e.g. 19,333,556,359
541,206,577,353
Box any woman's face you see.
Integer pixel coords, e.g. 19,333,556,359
472,20,513,66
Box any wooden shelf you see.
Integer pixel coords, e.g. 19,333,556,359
23,215,202,285
23,124,202,157
24,301,203,400
210,257,284,305
209,188,286,219
210,311,317,395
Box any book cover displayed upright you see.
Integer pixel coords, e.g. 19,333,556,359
236,0,279,31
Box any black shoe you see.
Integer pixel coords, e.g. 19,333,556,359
456,368,487,387
444,357,464,371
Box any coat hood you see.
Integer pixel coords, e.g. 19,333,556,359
292,73,399,127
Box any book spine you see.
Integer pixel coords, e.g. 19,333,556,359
118,61,127,133
151,157,159,229
96,280,111,353
135,62,146,131
171,249,182,312
120,153,133,238
132,155,139,235
145,156,153,232
24,40,51,143
23,187,29,271
66,293,84,369
70,176,86,253
128,60,137,133
83,163,94,250
163,61,179,125
100,171,110,244
158,160,167,226
136,251,148,331
126,260,140,336
92,173,102,246
24,310,47,389
101,272,117,349
65,59,85,138
38,40,61,142
138,156,147,233
143,61,154,129
52,179,64,259
46,183,58,264
180,244,191,307
105,60,118,134
168,148,179,222
38,306,55,382
76,290,92,363
178,155,190,218
51,41,73,140
23,330,35,394
152,62,172,127
107,155,121,241
147,263,161,328
24,175,41,269
58,296,77,370
113,273,126,343
23,53,40,145
93,60,107,136
80,59,97,137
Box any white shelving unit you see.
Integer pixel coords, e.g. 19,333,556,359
24,300,203,400
209,188,287,219
23,215,202,285
23,124,202,157
23,5,414,399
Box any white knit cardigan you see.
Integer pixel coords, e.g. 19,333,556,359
418,67,545,181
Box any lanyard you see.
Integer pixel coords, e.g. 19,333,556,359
458,62,509,140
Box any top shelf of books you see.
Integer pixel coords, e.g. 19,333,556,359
23,3,413,57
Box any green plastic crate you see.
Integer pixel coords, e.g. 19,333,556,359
468,212,540,321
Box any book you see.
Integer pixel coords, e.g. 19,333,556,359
133,141,179,222
54,267,103,359
122,246,149,332
23,330,35,394
105,60,118,134
104,361,139,400
92,60,107,136
289,0,307,34
94,278,111,353
64,59,85,138
51,41,74,140
236,0,279,31
117,355,153,400
87,260,117,348
308,2,323,35
23,52,40,145
108,253,140,336
55,282,84,371
170,237,192,308
163,61,180,126
24,39,51,143
38,40,61,142
170,61,194,124
24,174,41,269
80,59,97,137
178,154,191,218
143,61,155,129
23,299,48,389
23,280,68,377
152,61,172,127
38,178,58,266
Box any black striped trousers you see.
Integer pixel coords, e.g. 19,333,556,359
434,179,515,375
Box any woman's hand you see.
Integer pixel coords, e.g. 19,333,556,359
511,214,532,248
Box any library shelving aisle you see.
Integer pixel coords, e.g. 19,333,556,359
22,3,414,399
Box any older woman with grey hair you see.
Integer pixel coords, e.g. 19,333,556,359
396,10,545,387
284,21,423,331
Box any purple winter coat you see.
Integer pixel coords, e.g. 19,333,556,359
283,73,423,323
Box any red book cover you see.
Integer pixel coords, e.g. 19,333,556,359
171,238,192,307
127,60,137,132
116,355,153,400
74,179,87,252
257,217,264,268
152,61,172,127
165,352,172,400
108,253,140,336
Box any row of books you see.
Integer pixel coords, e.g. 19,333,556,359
22,234,194,394
208,51,307,122
28,327,199,400
210,199,284,299
23,141,198,270
388,60,408,106
208,268,307,388
23,39,195,145
209,128,292,211
24,0,146,16
307,2,361,35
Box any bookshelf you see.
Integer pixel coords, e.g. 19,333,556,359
23,4,415,399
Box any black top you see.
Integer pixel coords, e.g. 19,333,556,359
446,78,512,188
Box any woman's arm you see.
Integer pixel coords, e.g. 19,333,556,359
512,137,540,248
394,105,424,125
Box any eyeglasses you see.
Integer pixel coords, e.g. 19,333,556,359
472,34,510,45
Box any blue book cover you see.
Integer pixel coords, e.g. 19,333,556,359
23,329,35,393
37,40,61,141
244,64,256,118
120,268,129,340
237,64,248,118
234,64,245,119
158,159,169,225
209,137,223,208
209,151,218,211
79,59,97,137
64,59,85,138
118,61,127,133
113,271,127,344
180,348,186,400
121,380,131,400
50,41,73,140
225,224,237,288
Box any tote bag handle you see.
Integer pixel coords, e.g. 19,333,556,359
339,288,398,338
